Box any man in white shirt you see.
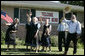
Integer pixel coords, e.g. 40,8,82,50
57,21,68,52
63,14,81,55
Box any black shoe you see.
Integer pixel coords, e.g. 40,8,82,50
59,50,62,52
73,51,76,55
63,51,67,55
59,49,62,52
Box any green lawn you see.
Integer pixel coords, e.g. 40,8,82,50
1,45,84,55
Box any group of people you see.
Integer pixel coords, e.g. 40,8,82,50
5,11,52,53
57,13,81,55
5,11,81,55
25,12,52,52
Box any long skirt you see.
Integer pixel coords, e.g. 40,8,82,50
31,32,40,47
41,35,51,47
5,32,16,45
25,33,32,46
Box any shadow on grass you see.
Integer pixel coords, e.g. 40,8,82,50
1,48,64,55
24,53,64,55
1,48,31,52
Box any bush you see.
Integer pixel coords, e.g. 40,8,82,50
50,35,66,47
16,38,25,45
77,38,84,49
50,35,84,48
50,35,58,47
69,38,84,49
1,31,5,44
1,30,25,45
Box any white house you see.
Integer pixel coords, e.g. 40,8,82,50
1,1,84,39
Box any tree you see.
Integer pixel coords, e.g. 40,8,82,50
60,1,84,7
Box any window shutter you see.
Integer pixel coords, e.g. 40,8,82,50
14,8,19,19
59,11,63,23
31,9,36,19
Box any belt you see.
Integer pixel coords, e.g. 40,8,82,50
68,32,77,35
59,31,65,32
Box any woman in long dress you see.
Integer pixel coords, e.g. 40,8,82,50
25,11,32,50
5,18,19,50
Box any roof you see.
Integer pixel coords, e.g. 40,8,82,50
1,1,84,12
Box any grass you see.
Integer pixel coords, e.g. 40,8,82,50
1,45,84,55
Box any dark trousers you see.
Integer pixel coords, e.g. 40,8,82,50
65,33,77,54
58,31,66,51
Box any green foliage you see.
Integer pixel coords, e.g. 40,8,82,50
50,35,84,49
1,31,5,44
77,38,84,49
1,30,25,45
60,1,84,6
50,35,58,47
69,38,84,49
16,38,25,45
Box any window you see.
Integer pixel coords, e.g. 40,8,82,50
19,8,30,24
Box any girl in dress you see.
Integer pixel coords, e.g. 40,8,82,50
41,19,52,52
31,17,41,52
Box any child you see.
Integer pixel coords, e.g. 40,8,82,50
31,17,41,53
41,19,52,52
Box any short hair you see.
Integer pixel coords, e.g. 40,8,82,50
14,18,19,22
33,17,38,21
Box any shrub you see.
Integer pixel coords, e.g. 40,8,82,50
77,38,84,49
50,35,84,49
69,38,84,49
1,31,5,44
16,38,25,45
50,35,58,47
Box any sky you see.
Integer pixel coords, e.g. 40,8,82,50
50,1,61,3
